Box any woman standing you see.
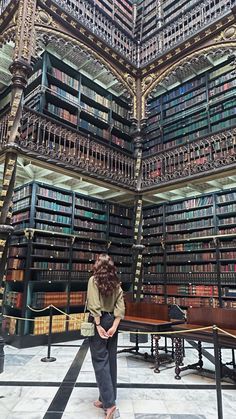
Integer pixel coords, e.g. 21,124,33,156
87,254,125,419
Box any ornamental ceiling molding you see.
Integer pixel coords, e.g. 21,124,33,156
34,26,136,94
141,41,236,119
0,25,15,48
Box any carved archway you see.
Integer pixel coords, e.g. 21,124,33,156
141,39,236,118
34,25,136,117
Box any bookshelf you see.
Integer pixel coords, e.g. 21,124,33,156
144,59,236,157
2,181,134,346
142,188,236,309
24,52,133,153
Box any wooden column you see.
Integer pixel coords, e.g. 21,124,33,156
0,0,36,308
131,76,147,301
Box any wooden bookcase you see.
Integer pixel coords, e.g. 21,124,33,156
25,52,133,153
2,181,134,346
144,58,236,157
142,188,236,309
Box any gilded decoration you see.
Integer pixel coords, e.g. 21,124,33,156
0,25,15,48
35,8,58,29
141,42,236,119
14,0,37,63
215,26,236,42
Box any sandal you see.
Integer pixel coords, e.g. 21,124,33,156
105,405,116,419
93,400,103,408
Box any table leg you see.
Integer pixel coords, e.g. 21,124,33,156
154,335,160,373
174,337,182,380
198,340,203,369
151,334,154,358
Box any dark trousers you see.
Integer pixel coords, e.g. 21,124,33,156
89,313,118,409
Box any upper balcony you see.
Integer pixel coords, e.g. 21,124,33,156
140,0,236,66
0,107,137,190
48,0,138,65
46,0,236,67
142,128,236,191
1,0,235,67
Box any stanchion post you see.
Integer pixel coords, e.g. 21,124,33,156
41,305,56,363
213,325,223,419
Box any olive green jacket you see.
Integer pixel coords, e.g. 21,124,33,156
87,276,125,319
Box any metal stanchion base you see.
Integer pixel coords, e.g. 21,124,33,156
41,357,56,362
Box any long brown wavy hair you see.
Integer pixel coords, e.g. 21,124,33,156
93,254,120,296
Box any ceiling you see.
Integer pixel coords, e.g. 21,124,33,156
0,156,135,204
1,156,236,207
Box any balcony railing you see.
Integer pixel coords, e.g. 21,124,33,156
142,128,236,189
51,0,137,64
0,112,8,146
140,0,236,65
0,0,11,15
1,109,135,188
2,112,236,192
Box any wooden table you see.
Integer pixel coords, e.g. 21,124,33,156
119,302,181,372
171,307,236,380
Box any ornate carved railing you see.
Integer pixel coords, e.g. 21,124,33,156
142,128,236,189
0,112,9,147
140,0,236,65
17,109,136,188
51,0,137,64
0,0,11,15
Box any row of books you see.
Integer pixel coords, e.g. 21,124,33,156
143,226,162,235
166,253,215,262
209,80,235,96
13,197,30,212
35,223,71,234
164,228,215,241
143,284,219,296
51,67,79,90
47,103,78,125
81,101,109,122
13,185,31,202
33,312,88,335
166,219,213,232
76,197,106,211
31,291,86,308
166,207,213,222
166,264,215,273
33,249,70,258
50,85,78,105
35,211,71,225
33,262,70,270
38,186,72,202
6,270,24,281
75,209,107,221
166,242,213,252
37,199,72,213
166,296,219,307
110,204,132,218
109,225,131,235
74,219,106,231
9,247,27,257
221,264,236,272
8,260,25,269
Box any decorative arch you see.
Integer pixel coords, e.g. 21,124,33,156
141,40,236,119
34,25,136,115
